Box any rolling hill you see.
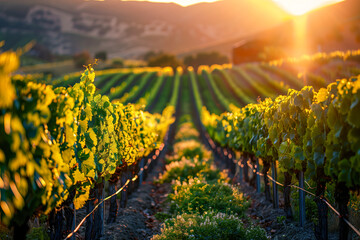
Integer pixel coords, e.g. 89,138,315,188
182,0,360,60
0,0,288,58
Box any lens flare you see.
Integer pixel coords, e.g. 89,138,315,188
273,0,344,16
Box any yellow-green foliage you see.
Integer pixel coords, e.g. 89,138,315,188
0,50,174,226
169,177,248,215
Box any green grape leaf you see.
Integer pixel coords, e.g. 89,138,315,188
347,98,360,128
86,84,96,95
293,146,305,162
73,169,86,183
294,95,304,107
85,128,97,148
339,96,351,115
338,170,351,185
103,101,110,109
279,141,290,155
65,126,76,146
74,185,90,209
86,169,95,178
79,120,88,132
317,88,328,103
348,128,360,154
81,150,95,178
311,104,323,120
339,159,351,171
335,125,343,139
84,103,93,119
314,152,325,166
327,104,337,128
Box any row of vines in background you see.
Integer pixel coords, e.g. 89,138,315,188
202,75,360,240
269,49,360,67
0,49,175,239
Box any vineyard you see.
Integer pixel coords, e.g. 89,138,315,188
1,48,360,240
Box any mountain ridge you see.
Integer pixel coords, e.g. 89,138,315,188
0,0,288,58
179,0,360,59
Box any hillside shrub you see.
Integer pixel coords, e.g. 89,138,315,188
148,53,182,70
169,177,248,216
95,51,107,61
170,140,211,162
152,211,267,240
159,158,221,183
183,51,229,70
73,51,91,68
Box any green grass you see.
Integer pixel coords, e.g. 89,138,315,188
217,69,254,105
169,71,181,107
233,66,276,99
202,70,231,111
150,76,174,113
211,73,241,108
196,74,222,115
53,75,80,88
189,71,204,114
142,74,165,106
181,75,192,116
260,64,303,89
98,73,127,95
125,72,155,104
245,65,288,95
108,73,139,101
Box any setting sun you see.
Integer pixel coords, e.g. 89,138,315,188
122,0,219,7
272,0,344,16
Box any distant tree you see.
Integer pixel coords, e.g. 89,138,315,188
95,51,107,61
28,43,54,62
143,50,163,61
183,51,229,70
147,53,182,70
111,58,124,68
183,55,196,67
73,51,91,68
258,46,286,61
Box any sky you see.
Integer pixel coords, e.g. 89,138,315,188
122,0,218,6
272,0,344,15
124,0,344,15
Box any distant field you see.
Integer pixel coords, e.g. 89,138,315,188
47,51,357,115
18,58,146,77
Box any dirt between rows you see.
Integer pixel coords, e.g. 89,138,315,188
210,150,343,240
238,181,341,240
100,160,171,240
75,148,348,240
73,156,171,240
